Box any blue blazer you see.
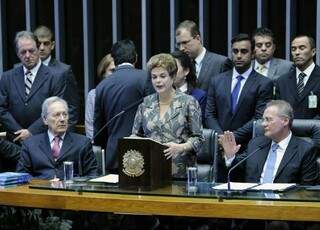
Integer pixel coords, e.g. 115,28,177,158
94,64,149,170
17,132,98,179
190,88,207,122
0,64,66,135
205,69,273,144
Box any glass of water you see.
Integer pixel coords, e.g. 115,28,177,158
63,161,74,184
187,166,198,192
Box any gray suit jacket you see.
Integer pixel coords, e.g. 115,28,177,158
252,58,293,82
197,50,232,92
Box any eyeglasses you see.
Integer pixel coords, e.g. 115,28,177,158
175,37,194,49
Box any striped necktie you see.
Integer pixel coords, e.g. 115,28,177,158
297,72,306,95
25,71,33,96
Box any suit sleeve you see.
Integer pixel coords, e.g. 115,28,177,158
205,78,223,133
300,145,318,185
0,74,24,133
63,67,79,131
234,79,273,144
81,141,98,177
93,86,107,147
16,141,33,174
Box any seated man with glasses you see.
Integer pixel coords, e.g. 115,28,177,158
17,96,97,179
219,100,318,185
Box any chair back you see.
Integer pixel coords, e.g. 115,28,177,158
197,128,218,182
92,145,106,176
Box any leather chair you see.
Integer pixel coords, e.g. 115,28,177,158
253,119,320,148
92,145,106,176
197,128,218,182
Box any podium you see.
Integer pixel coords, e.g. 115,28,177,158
118,137,171,190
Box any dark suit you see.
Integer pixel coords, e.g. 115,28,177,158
276,65,320,119
189,88,207,122
48,58,79,130
205,69,273,144
197,50,232,92
0,64,66,135
219,135,318,185
17,132,97,179
0,139,21,172
94,64,149,171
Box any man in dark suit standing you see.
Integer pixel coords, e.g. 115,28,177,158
17,96,97,179
94,39,149,172
0,31,66,142
220,100,318,185
276,35,320,119
252,27,293,82
206,33,273,145
33,25,79,130
175,20,232,92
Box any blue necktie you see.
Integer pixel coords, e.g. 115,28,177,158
262,143,279,183
230,75,243,114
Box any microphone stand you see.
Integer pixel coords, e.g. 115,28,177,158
227,145,266,192
78,98,144,178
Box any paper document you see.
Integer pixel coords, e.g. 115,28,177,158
212,182,258,191
250,183,296,192
89,174,119,183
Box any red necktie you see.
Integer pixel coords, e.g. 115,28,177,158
52,136,61,159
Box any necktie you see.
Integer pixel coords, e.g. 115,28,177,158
25,71,33,96
52,136,61,159
256,65,267,76
297,72,306,95
262,143,279,183
230,75,243,114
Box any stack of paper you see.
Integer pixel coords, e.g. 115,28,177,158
89,174,119,183
212,182,258,191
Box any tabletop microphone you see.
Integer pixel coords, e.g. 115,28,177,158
77,98,144,178
227,143,269,191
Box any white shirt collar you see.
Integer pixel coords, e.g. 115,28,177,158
296,62,315,78
179,82,188,93
118,62,134,67
273,131,292,151
23,60,42,76
42,55,51,66
232,66,253,80
254,59,271,69
194,47,206,65
48,130,66,143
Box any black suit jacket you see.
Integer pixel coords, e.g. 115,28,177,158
0,138,21,172
17,132,97,179
94,64,149,170
205,69,273,144
220,135,318,185
197,51,232,92
0,64,66,135
275,65,320,119
48,58,79,130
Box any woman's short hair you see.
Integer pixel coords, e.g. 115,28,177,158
147,53,177,78
97,53,114,78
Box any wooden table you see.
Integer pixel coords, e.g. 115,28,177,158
0,180,319,221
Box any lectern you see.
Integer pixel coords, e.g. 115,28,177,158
118,137,171,190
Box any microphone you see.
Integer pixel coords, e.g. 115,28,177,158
227,143,269,191
77,98,144,178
